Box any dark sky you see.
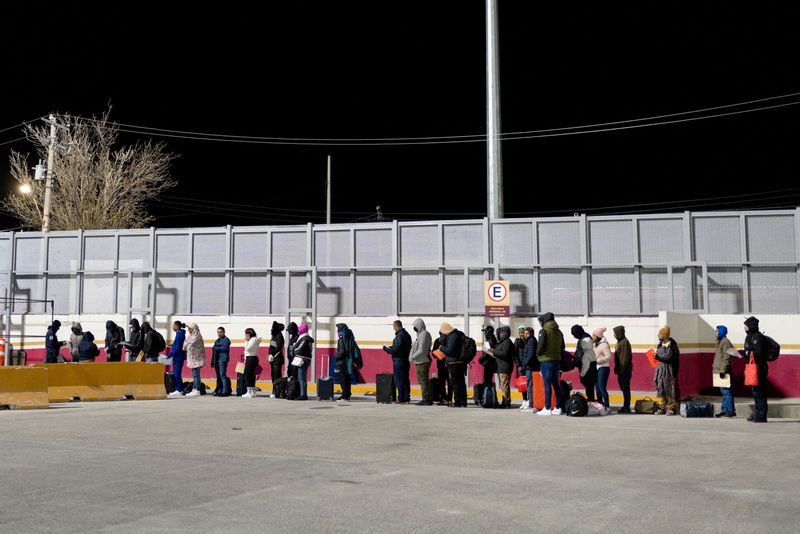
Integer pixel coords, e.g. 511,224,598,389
1,2,799,229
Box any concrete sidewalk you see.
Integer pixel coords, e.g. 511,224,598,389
1,396,798,533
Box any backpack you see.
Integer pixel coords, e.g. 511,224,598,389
763,335,780,362
461,336,477,365
565,392,588,417
285,377,300,400
153,331,166,353
560,350,576,372
682,400,714,418
482,384,498,409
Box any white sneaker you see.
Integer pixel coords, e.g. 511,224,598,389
242,389,253,398
168,390,183,398
270,394,276,398
519,400,529,411
521,407,533,413
551,407,562,416
185,389,200,398
537,409,551,416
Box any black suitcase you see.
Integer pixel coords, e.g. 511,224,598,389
273,377,287,399
164,372,175,394
376,373,396,404
473,383,485,406
317,355,334,401
482,384,498,409
683,400,714,418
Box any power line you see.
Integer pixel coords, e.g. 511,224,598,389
0,136,27,148
0,121,30,135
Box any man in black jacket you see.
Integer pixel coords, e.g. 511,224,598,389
479,325,498,390
140,322,161,363
384,320,412,404
104,320,125,362
268,321,285,398
513,325,527,405
121,318,143,362
487,326,515,408
44,320,65,363
744,316,769,423
439,322,467,407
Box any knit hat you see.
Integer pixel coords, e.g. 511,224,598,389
744,316,759,332
439,322,454,335
658,326,671,340
298,323,309,335
517,325,526,332
592,327,607,338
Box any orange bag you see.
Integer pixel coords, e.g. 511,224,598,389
515,376,527,392
646,348,659,368
531,372,558,411
432,349,446,361
744,353,759,386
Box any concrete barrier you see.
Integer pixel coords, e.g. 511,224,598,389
0,366,50,409
33,363,167,402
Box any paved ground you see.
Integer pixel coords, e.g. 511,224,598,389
2,395,799,534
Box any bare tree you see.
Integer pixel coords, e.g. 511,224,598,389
2,111,177,230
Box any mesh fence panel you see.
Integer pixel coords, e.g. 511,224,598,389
117,273,151,312
12,275,44,313
355,229,392,267
589,220,633,265
83,274,115,313
500,269,536,315
84,236,115,271
707,267,744,314
538,222,580,266
590,268,637,315
746,215,796,262
443,224,482,266
314,230,350,268
272,232,307,268
118,235,151,270
539,269,581,314
15,237,45,271
638,219,683,263
443,270,465,314
672,267,704,310
232,233,268,268
318,271,351,315
47,236,79,272
492,223,534,266
156,234,188,269
401,270,440,314
400,225,439,266
192,234,226,269
693,216,741,262
640,268,669,315
191,273,226,314
156,274,187,315
749,267,799,313
354,272,392,315
232,273,267,315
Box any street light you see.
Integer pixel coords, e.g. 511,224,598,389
19,183,32,194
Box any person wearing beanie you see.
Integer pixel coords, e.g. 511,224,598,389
68,322,84,363
536,313,565,416
592,327,612,414
44,320,66,363
292,323,314,400
104,320,125,362
571,324,597,402
654,326,678,415
743,316,769,422
613,326,633,413
268,321,286,398
712,325,736,418
439,322,467,407
285,322,299,380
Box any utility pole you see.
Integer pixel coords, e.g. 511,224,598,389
486,0,504,220
42,114,58,232
326,155,331,225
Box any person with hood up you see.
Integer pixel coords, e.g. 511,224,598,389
520,327,539,412
654,326,677,415
104,320,125,362
536,313,565,416
744,316,769,423
140,322,162,363
212,326,231,397
121,318,143,362
285,322,299,380
242,328,262,399
184,323,206,397
432,332,451,406
712,325,736,418
167,321,188,397
383,320,412,404
486,326,515,408
592,327,613,414
292,323,314,400
335,323,361,402
77,331,100,362
571,325,597,402
409,318,433,405
439,322,467,408
268,321,286,398
613,325,633,414
68,322,84,363
478,325,498,394
44,320,66,363
513,325,528,406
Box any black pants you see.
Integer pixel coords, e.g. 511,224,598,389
482,364,495,387
271,361,283,394
447,362,467,407
107,349,122,362
752,365,769,421
244,356,259,388
436,359,451,402
340,365,351,399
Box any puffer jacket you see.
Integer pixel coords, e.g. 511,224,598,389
537,313,565,363
69,322,83,360
492,327,515,374
594,337,612,368
77,331,100,361
269,322,286,366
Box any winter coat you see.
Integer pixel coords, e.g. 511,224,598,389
335,323,361,374
479,329,498,372
45,325,62,363
244,336,262,358
744,330,769,368
293,333,314,361
613,326,632,376
537,313,565,363
77,332,100,361
269,322,285,365
492,328,515,374
140,322,161,359
654,341,678,397
184,327,206,369
522,336,540,371
68,323,83,360
125,319,144,358
441,329,466,364
212,336,231,363
409,318,432,365
513,337,526,372
712,336,734,374
104,321,125,359
594,337,612,368
386,328,412,362
657,338,681,377
170,328,187,360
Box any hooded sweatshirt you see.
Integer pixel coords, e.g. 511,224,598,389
613,326,632,376
184,324,206,368
492,326,516,374
77,331,100,361
712,325,734,375
743,316,768,367
105,320,125,358
69,322,84,360
335,323,361,374
45,321,62,362
140,322,162,358
409,318,432,365
269,321,286,365
571,325,596,377
536,313,564,363
125,319,143,357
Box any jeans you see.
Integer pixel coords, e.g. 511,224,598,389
752,365,768,421
540,360,561,411
447,362,467,407
297,359,310,398
595,366,610,408
617,370,632,410
192,367,201,390
720,386,735,414
393,358,410,403
415,361,432,402
216,357,230,395
526,369,533,404
172,356,185,392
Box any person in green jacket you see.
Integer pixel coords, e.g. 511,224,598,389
536,312,565,416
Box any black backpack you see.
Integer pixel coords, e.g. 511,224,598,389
482,384,498,409
763,335,780,362
285,377,300,400
461,336,477,365
565,392,588,417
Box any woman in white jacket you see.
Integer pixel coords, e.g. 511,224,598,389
242,328,262,398
593,327,613,414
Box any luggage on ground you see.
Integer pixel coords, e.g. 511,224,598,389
376,373,396,404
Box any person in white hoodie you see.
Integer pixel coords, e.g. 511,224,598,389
570,325,597,402
592,327,612,414
409,318,433,406
242,328,262,398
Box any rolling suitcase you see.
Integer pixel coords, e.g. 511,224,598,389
376,373,395,403
317,355,334,401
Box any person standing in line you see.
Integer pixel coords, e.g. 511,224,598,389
571,325,597,401
520,327,539,412
212,326,231,397
487,326,514,409
242,328,262,399
122,319,143,362
536,313,564,416
744,317,770,423
292,323,314,401
409,318,433,406
712,325,736,418
433,332,451,406
140,322,163,363
68,322,83,363
104,320,125,362
44,320,65,363
654,326,677,415
184,323,206,397
613,325,633,414
592,328,613,415
268,321,286,398
77,331,100,362
513,325,528,407
334,323,361,402
167,321,187,397
285,322,299,380
383,320,412,405
439,322,467,408
479,325,498,392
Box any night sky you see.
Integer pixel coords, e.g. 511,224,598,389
1,2,799,229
